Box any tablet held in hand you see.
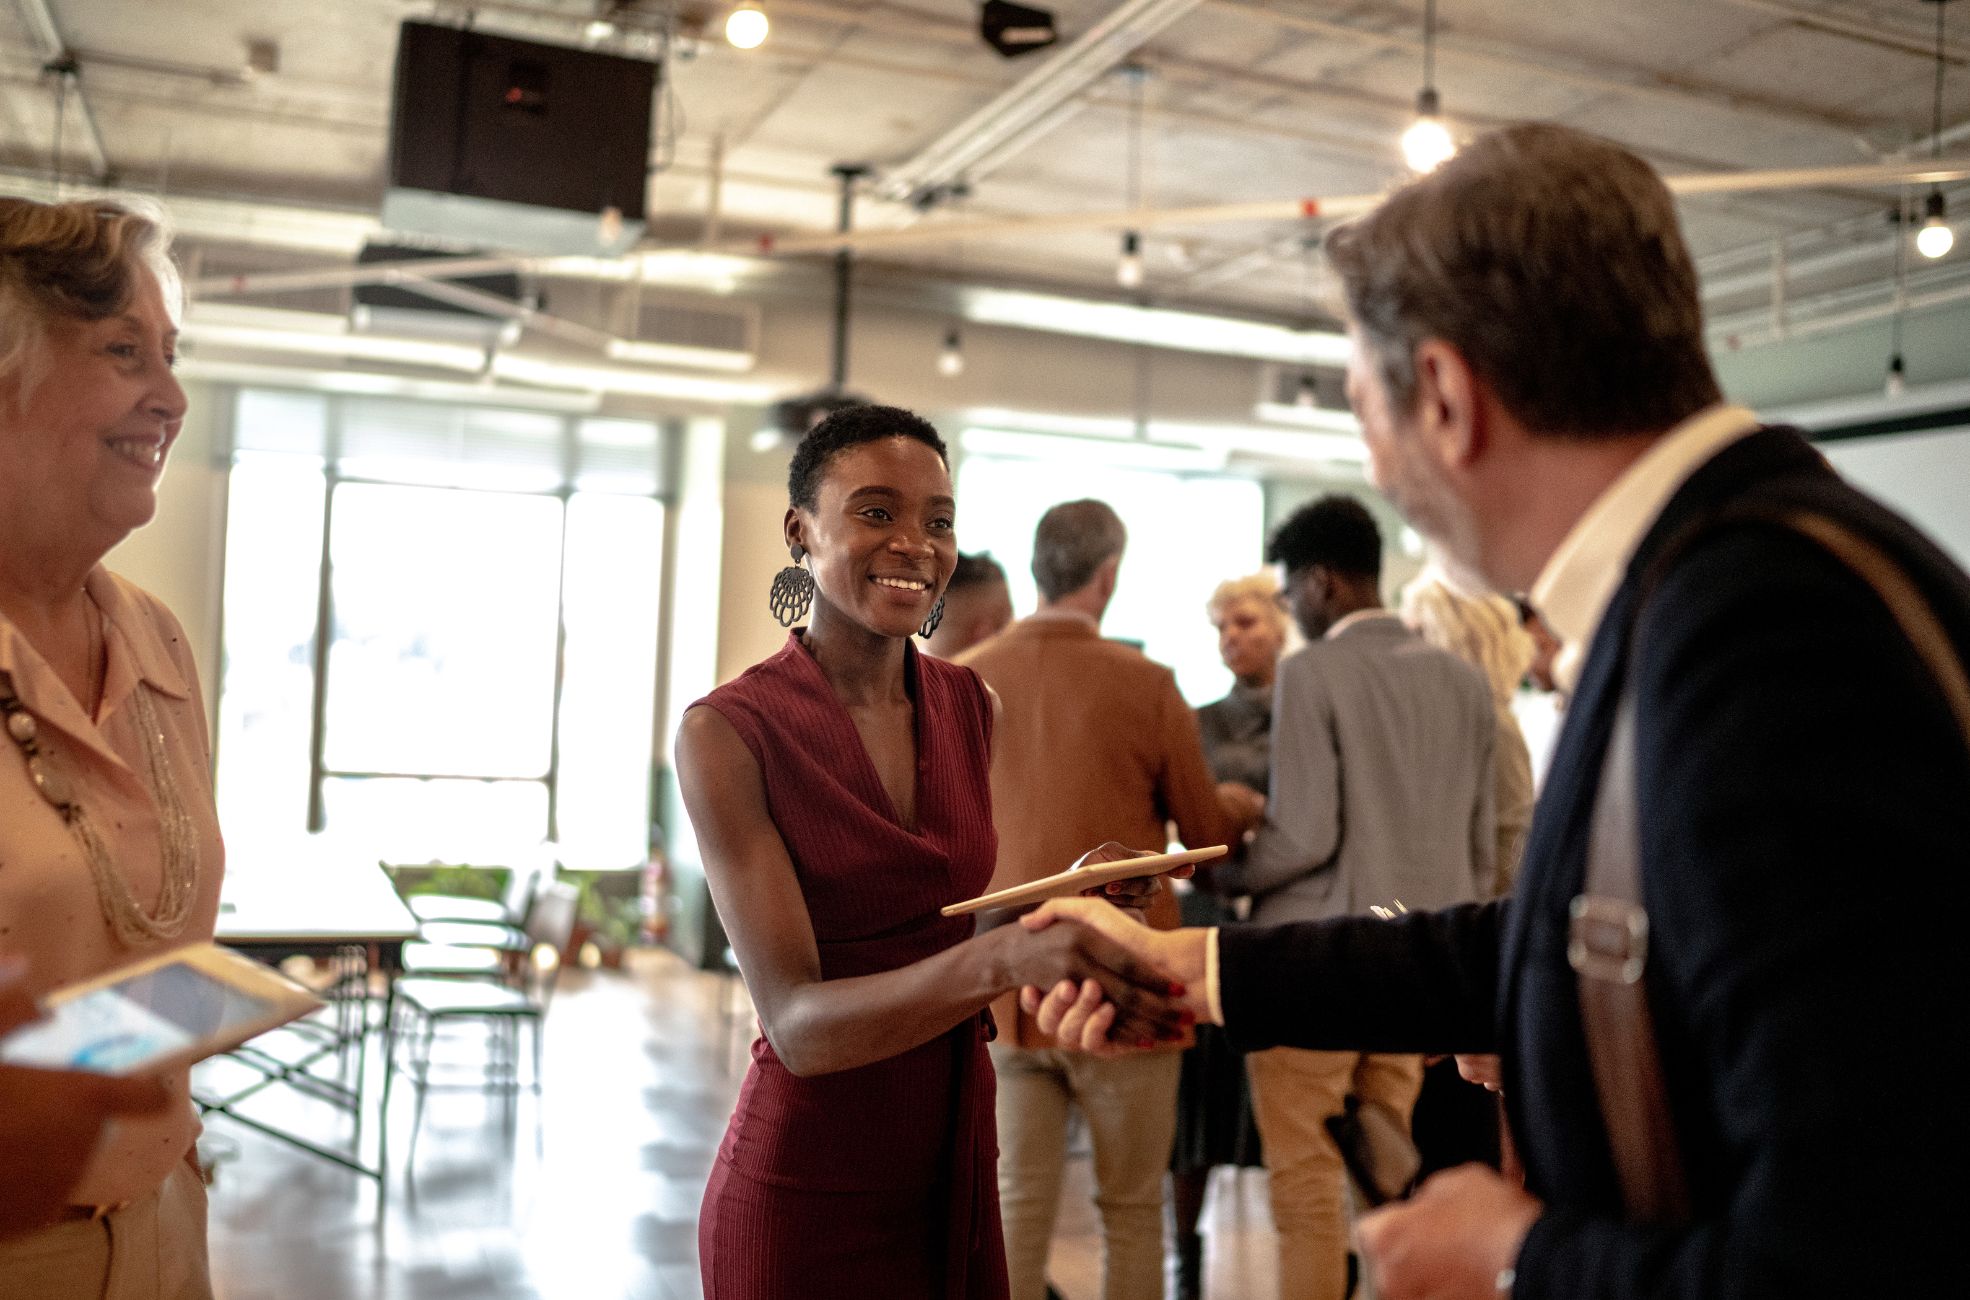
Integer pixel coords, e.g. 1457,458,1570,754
941,845,1227,917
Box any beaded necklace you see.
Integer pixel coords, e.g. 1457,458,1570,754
0,649,201,948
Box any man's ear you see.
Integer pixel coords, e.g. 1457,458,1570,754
1413,339,1486,471
782,507,804,557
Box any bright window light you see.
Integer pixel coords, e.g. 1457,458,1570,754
955,455,1265,704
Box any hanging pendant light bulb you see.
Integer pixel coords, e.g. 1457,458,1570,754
1401,0,1456,172
938,327,965,378
1116,231,1145,289
1402,89,1456,173
1115,64,1149,291
1917,189,1954,259
1886,191,1911,397
1912,0,1954,259
726,1,769,49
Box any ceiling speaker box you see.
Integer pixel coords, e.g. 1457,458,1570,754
981,1,1057,58
383,20,657,255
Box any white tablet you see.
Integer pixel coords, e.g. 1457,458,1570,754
941,845,1228,917
0,943,324,1077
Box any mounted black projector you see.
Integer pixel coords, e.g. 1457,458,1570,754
383,20,657,254
350,243,527,348
981,1,1057,58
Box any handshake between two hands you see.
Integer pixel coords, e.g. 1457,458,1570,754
1011,842,1212,1053
1021,847,1543,1300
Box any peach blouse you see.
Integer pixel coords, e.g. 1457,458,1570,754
0,567,225,1207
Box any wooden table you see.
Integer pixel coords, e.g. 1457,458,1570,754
203,859,418,1193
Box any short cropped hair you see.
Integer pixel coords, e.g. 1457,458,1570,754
0,196,180,399
1206,572,1287,635
1266,495,1381,579
1032,499,1126,601
1325,124,1720,439
787,404,948,510
947,552,1007,595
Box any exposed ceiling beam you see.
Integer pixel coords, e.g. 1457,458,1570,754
1209,0,1889,149
1721,0,1970,64
180,157,1970,306
14,0,110,180
876,0,1206,205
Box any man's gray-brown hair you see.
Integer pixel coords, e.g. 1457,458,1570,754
1032,499,1127,601
1325,123,1721,438
0,197,179,401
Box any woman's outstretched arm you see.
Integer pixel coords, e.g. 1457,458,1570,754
677,707,1187,1077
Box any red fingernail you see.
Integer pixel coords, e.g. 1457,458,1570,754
1169,982,1186,997
1179,1011,1196,1027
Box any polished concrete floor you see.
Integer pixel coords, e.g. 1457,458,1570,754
201,950,1281,1300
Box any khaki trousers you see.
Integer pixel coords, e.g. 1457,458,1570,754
1246,1048,1423,1300
990,1042,1183,1300
0,1160,212,1300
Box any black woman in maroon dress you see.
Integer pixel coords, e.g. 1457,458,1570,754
677,407,1186,1298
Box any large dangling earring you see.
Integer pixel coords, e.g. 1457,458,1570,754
769,546,815,627
918,597,946,639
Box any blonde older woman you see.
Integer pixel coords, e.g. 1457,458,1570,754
1170,571,1286,1299
0,198,223,1298
1398,564,1534,898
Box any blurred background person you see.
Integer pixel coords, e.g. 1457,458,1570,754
1214,496,1493,1300
1398,564,1536,1182
959,500,1260,1300
1512,597,1567,791
1169,572,1284,1300
923,551,1014,660
0,196,225,1298
1400,565,1535,896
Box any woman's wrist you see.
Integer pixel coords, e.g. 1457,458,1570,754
970,921,1018,997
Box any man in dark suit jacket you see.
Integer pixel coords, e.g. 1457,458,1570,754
1015,123,1970,1300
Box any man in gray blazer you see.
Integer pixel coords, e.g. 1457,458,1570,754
1215,494,1495,1300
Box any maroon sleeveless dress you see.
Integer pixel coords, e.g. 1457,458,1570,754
691,633,1007,1299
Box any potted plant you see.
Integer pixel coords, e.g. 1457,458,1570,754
565,869,644,970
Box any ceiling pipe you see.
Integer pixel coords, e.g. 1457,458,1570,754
18,0,111,180
1710,267,1970,349
191,158,1970,301
877,0,1205,206
828,163,867,391
1701,211,1969,303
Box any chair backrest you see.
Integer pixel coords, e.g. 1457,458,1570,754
501,857,544,918
524,882,580,951
522,882,581,1003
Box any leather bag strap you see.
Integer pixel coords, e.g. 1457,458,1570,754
1575,695,1691,1222
1574,507,1970,1225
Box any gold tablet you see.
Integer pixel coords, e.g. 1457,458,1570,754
941,845,1228,917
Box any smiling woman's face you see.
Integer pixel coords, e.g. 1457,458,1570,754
790,435,957,641
0,265,186,560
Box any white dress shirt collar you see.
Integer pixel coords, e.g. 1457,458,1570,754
1529,403,1762,697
